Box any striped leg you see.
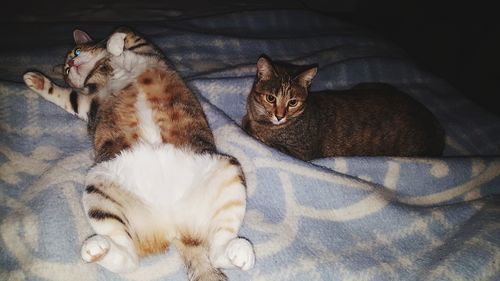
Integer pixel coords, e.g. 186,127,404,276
82,183,139,273
23,71,94,120
207,159,255,271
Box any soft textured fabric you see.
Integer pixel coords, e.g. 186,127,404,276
1,10,499,281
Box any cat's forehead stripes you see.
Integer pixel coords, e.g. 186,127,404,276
278,78,293,99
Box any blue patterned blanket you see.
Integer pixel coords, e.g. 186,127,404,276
1,10,500,281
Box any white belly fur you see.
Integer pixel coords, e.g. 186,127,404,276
86,143,223,210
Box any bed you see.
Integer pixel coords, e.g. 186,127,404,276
1,9,500,281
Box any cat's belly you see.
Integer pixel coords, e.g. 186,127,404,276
86,143,222,211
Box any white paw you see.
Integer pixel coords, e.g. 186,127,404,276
226,238,255,271
23,72,48,92
81,235,110,263
107,32,126,56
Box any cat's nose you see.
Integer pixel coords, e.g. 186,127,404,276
67,60,74,67
276,115,284,121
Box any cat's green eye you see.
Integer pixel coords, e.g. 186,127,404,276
265,95,276,103
74,48,81,57
288,99,298,107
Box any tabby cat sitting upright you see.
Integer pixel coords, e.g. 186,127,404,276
242,55,445,160
23,27,255,281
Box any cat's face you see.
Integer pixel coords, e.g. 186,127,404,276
63,30,107,89
249,56,317,125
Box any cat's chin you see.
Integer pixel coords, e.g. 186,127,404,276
67,69,88,89
67,77,84,89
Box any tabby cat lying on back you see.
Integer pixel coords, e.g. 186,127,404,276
242,55,445,161
23,27,254,281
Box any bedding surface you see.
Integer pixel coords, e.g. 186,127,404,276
1,10,500,281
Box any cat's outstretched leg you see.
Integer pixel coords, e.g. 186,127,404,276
207,158,255,271
82,181,140,273
23,72,94,120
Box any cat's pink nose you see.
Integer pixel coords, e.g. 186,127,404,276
67,60,74,67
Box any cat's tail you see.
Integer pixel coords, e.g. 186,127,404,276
175,239,227,281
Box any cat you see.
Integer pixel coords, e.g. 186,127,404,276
242,55,445,160
23,27,255,281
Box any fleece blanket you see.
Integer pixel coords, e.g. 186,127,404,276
1,10,500,281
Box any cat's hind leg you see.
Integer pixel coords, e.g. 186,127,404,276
82,182,140,273
206,158,255,271
23,72,94,120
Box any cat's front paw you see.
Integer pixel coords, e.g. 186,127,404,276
107,32,127,56
23,72,49,92
81,235,111,263
226,238,255,271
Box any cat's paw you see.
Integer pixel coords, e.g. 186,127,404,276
23,72,49,92
107,32,127,56
226,238,255,271
81,235,110,263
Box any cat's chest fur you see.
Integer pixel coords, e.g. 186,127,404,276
246,105,321,159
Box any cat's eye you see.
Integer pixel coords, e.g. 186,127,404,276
74,48,81,57
265,95,276,103
288,99,298,107
65,68,70,75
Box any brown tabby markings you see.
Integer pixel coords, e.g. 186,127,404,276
89,73,188,163
85,178,170,258
243,56,445,160
136,68,216,153
25,28,254,278
85,185,122,206
87,63,219,260
135,231,170,257
83,58,111,90
88,208,127,226
181,235,203,247
93,84,139,163
211,200,244,220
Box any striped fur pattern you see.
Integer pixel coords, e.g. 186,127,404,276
242,55,445,160
23,27,254,280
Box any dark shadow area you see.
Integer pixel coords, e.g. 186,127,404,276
1,0,498,116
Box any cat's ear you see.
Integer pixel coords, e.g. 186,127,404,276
295,66,317,88
256,55,274,81
73,29,93,45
